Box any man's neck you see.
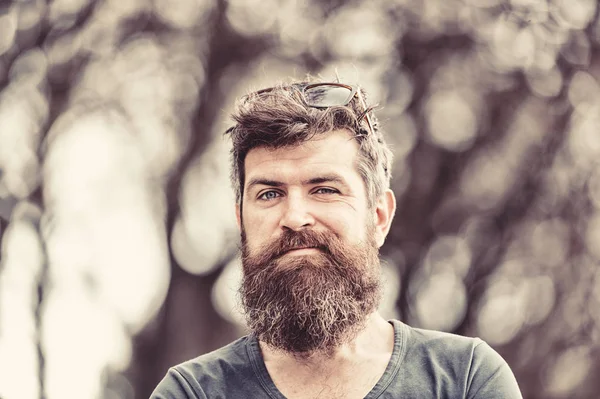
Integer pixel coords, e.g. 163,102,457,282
258,312,394,371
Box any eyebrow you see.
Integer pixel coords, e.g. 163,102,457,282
246,174,351,193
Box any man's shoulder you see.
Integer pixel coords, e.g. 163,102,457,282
173,334,253,376
150,335,256,398
395,320,482,354
392,320,497,371
390,320,522,398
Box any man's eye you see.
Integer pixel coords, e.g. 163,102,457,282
258,190,281,201
314,187,339,195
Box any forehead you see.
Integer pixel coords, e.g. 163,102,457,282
244,130,362,183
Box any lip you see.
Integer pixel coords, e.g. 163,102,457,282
284,247,320,255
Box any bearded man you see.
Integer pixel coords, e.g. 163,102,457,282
151,81,523,398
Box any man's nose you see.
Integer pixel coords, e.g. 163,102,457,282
279,195,315,231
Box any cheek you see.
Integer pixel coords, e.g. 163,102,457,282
319,208,367,242
242,207,280,243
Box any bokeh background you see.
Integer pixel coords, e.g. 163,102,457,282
1,0,600,398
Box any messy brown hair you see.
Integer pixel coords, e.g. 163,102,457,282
226,80,393,209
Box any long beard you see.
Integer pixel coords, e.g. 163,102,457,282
239,226,382,358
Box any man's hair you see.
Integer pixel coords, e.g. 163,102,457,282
226,80,393,208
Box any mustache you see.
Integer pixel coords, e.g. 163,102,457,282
246,229,339,264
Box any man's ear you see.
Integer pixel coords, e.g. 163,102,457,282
235,203,242,231
373,189,396,248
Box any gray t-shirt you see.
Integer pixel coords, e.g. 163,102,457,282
150,320,522,398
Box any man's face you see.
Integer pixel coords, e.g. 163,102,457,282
237,129,385,356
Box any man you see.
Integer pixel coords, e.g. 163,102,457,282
151,81,523,398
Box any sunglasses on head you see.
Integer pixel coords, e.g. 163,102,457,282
248,82,375,136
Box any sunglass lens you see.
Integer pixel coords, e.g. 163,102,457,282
303,85,354,108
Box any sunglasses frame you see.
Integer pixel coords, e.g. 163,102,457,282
252,82,375,136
